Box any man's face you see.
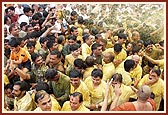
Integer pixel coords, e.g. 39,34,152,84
146,44,153,53
27,46,35,54
86,36,93,46
37,94,52,111
92,76,101,86
35,56,43,66
70,77,80,88
148,70,159,82
49,55,59,65
71,29,78,36
72,48,80,57
94,46,102,56
68,39,76,46
70,95,81,111
118,38,126,44
11,26,19,37
12,85,23,98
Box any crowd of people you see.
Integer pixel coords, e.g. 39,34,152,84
3,3,165,112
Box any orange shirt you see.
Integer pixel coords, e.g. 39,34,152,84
112,98,156,111
10,48,29,63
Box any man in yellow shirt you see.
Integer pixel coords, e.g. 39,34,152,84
33,81,61,111
105,43,127,68
61,92,90,111
102,52,115,82
83,56,96,81
116,59,134,86
81,33,93,60
84,69,112,111
138,66,164,110
34,90,52,111
12,81,35,111
110,73,136,106
69,69,90,108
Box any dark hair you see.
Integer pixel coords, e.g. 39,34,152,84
70,44,80,52
68,34,77,41
118,33,127,40
111,73,122,83
91,28,98,36
34,82,50,93
32,13,40,21
39,37,48,44
69,69,82,78
26,41,36,48
35,90,50,104
151,66,161,76
8,37,20,47
85,56,95,67
14,81,29,91
4,83,13,90
50,50,62,58
144,39,153,47
20,22,28,29
23,7,31,14
71,10,77,16
46,40,55,50
4,15,11,24
82,33,90,42
70,92,83,103
70,26,78,33
31,52,40,62
91,43,102,51
124,59,135,72
114,43,122,52
132,46,142,55
91,68,103,79
29,31,39,39
74,58,85,69
78,16,84,24
159,40,164,47
8,6,15,11
45,68,58,80
25,25,32,32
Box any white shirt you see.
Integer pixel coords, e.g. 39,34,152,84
18,14,29,25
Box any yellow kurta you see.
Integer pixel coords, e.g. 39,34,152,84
81,43,92,60
84,76,112,109
70,80,90,107
61,101,90,111
130,64,142,82
4,74,10,85
14,92,35,111
34,107,42,111
138,74,164,110
104,48,127,67
112,84,135,106
50,95,61,111
158,59,164,69
102,62,115,82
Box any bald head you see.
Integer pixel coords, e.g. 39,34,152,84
138,85,151,102
132,54,140,66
